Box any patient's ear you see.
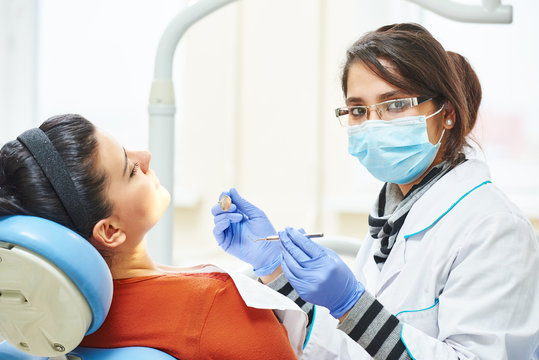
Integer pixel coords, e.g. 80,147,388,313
92,218,126,249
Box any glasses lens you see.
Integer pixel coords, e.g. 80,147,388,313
380,98,417,120
336,97,430,124
336,106,367,127
335,108,348,127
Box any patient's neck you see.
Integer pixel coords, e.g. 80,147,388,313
108,239,163,279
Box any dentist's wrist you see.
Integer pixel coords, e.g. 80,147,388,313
259,265,283,284
253,256,281,277
329,282,366,318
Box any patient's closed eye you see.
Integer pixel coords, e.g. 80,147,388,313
130,163,139,178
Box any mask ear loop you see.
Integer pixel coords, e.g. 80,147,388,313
425,104,445,120
424,105,446,146
436,128,446,146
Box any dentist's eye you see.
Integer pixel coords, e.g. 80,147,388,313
350,107,367,118
130,162,139,178
387,99,410,112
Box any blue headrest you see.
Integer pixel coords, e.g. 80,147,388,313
71,346,178,359
0,342,178,360
0,215,113,334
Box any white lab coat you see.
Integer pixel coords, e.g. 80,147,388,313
301,159,539,359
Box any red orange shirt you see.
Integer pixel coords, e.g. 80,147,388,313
81,272,297,359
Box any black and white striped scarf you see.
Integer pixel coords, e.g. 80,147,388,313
369,161,457,269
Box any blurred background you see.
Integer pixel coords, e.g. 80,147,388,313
1,0,537,269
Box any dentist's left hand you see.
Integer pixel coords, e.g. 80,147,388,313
211,188,280,276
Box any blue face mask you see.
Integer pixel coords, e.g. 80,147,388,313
347,107,445,184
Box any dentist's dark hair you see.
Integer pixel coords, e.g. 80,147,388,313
341,23,482,165
0,114,112,239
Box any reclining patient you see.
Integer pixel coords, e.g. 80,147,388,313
0,114,302,359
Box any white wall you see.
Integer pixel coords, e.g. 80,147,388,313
0,0,38,145
35,0,188,151
1,0,537,266
421,1,539,219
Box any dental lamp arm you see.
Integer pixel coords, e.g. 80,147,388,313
405,0,512,23
147,0,237,264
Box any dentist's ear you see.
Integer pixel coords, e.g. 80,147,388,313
91,218,126,249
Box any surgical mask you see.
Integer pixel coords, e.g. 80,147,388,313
347,107,445,184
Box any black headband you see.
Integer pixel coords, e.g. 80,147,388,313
17,128,90,236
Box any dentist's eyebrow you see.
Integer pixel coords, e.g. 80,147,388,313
346,96,365,105
346,90,404,105
123,148,128,177
377,90,406,101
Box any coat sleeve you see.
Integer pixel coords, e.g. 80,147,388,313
268,273,412,360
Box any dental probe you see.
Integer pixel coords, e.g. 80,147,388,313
255,233,324,242
218,195,323,241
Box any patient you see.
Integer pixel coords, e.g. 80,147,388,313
0,114,298,360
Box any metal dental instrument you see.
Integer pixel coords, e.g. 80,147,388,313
219,194,232,211
255,233,324,242
217,194,323,241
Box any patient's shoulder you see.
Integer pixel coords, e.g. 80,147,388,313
113,272,233,295
177,271,231,282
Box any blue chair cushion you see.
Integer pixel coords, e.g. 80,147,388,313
70,346,177,360
0,342,177,360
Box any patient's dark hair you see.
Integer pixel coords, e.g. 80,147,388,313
0,114,112,239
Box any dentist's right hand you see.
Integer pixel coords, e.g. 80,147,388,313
211,188,281,276
280,227,365,319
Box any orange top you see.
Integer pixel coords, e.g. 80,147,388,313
81,272,296,360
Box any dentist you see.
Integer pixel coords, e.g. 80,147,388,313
212,23,539,359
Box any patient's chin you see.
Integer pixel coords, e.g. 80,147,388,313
159,186,171,211
150,187,171,225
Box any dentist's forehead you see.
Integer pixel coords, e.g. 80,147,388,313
346,61,403,104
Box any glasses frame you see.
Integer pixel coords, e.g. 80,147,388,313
335,96,432,126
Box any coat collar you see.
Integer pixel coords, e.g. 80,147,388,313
400,159,492,239
362,159,492,296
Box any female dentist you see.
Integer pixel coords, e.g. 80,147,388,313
212,23,539,359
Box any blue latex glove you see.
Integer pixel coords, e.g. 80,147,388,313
211,188,280,276
280,227,365,318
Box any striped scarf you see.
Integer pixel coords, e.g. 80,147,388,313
369,161,457,269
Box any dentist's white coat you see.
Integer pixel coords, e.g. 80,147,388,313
301,159,539,359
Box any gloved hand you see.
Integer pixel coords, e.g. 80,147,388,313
211,188,280,276
279,227,365,318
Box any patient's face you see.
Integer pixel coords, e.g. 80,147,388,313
95,129,170,239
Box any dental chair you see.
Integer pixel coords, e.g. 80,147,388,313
0,215,176,360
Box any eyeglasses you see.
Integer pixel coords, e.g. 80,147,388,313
334,96,432,127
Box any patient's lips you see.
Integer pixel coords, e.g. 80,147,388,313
148,169,160,188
